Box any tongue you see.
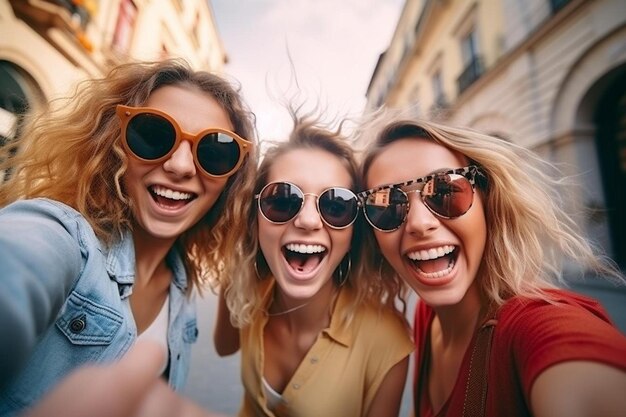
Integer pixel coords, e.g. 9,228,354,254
286,252,322,274
153,194,188,210
416,254,452,274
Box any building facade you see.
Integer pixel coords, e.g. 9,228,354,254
367,0,626,327
0,0,226,145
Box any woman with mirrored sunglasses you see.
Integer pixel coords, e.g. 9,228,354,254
356,112,626,417
0,59,257,415
213,111,413,417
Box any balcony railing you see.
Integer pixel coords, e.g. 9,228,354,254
457,56,484,95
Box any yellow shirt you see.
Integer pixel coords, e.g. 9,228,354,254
238,279,414,417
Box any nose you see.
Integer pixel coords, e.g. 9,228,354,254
404,193,440,236
162,140,196,178
293,195,323,230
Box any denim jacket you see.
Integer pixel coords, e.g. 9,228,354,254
0,199,198,416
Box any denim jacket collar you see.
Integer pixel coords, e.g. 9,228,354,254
103,230,188,293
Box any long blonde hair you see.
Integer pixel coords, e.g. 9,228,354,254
357,109,621,306
223,110,404,327
0,59,258,293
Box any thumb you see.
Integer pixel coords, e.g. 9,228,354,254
114,340,167,379
101,340,168,414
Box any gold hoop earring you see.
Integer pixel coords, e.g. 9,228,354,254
337,256,352,287
254,260,261,280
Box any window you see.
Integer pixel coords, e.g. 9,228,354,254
550,0,571,14
457,28,484,94
431,70,447,109
460,30,478,67
112,0,137,55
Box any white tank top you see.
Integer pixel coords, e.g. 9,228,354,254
262,376,283,410
136,295,170,375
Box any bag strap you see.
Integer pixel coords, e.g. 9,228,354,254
461,317,498,417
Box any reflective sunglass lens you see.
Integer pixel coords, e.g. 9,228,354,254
259,182,303,223
318,188,358,228
364,188,408,231
197,132,241,176
126,114,176,160
423,174,473,218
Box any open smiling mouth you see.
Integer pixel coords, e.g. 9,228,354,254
149,185,197,210
283,243,328,274
407,245,458,278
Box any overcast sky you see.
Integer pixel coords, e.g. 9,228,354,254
211,0,404,142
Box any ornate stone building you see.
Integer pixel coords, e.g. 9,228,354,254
0,0,226,144
367,0,626,328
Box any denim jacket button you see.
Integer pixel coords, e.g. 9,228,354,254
69,315,86,333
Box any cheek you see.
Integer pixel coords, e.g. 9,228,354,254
459,198,488,261
257,220,278,258
331,228,353,253
122,168,142,201
374,230,401,261
201,176,229,194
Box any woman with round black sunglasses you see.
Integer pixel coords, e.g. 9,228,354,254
214,112,413,417
0,59,257,415
256,181,360,229
356,112,626,417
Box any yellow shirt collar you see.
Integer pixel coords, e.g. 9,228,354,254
258,277,353,347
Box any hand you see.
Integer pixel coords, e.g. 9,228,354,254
23,341,229,417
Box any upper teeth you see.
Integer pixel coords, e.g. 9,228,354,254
285,243,326,254
407,245,455,261
152,185,193,201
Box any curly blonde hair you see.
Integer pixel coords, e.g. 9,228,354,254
222,110,405,327
0,59,258,293
356,109,621,306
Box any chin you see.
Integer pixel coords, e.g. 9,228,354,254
410,285,467,308
277,274,332,301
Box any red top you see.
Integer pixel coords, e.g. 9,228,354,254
413,289,626,417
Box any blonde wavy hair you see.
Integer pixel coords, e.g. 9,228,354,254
0,59,258,293
356,109,621,306
223,110,405,327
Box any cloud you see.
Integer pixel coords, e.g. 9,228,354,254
213,0,403,141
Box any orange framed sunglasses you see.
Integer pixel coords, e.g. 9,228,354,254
116,105,253,178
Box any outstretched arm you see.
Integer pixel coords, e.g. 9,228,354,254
0,202,82,389
366,356,410,417
531,361,626,417
24,341,231,417
213,288,240,356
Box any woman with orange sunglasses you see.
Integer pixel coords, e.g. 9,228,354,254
0,59,257,415
357,111,626,417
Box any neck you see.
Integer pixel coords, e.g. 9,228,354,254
132,226,176,287
270,279,338,331
432,282,484,347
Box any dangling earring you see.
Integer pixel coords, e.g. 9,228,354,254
336,255,352,287
253,260,261,280
254,252,266,280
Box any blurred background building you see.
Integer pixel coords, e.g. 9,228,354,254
366,0,626,330
0,0,226,147
0,0,242,411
